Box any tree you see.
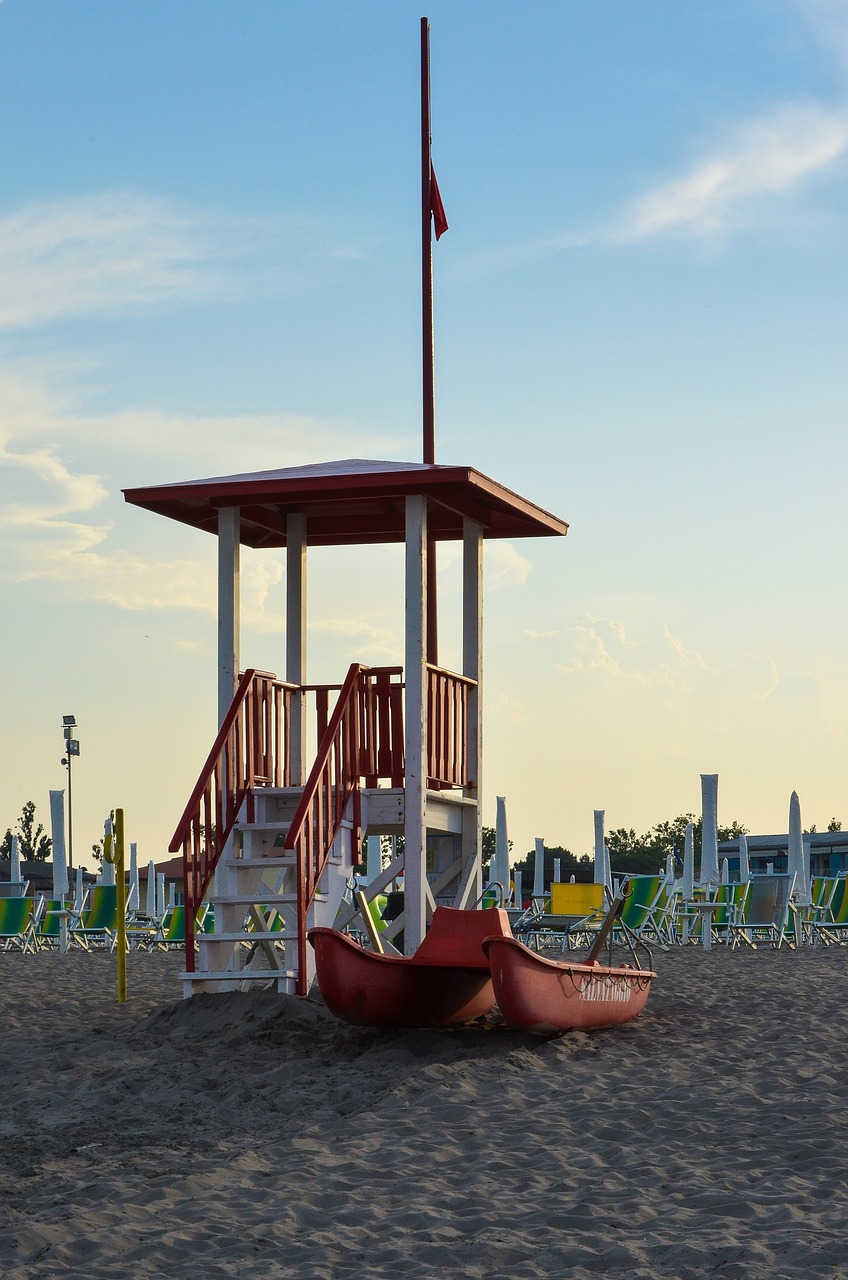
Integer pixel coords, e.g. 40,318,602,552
1,800,52,862
510,844,593,890
480,824,512,875
606,814,747,876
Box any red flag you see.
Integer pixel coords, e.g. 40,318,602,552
430,165,448,240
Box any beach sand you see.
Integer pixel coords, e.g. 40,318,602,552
1,945,847,1279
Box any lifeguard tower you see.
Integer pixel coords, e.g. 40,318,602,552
122,21,569,997
123,459,567,995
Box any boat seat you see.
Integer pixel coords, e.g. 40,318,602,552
413,905,512,969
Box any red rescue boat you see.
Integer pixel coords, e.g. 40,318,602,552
308,904,512,1028
483,935,656,1034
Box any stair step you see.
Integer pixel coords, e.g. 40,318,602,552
200,930,296,942
180,969,298,983
208,893,300,906
236,821,292,834
222,855,296,869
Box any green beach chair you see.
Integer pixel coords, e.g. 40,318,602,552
729,874,795,949
0,895,36,952
808,874,848,945
710,882,749,944
69,884,119,951
618,875,674,945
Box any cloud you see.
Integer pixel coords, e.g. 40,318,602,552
612,102,848,241
0,191,369,329
558,623,654,685
484,542,532,590
662,625,717,672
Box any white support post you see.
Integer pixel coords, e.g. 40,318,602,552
217,507,241,728
404,494,428,954
286,512,308,784
462,518,483,906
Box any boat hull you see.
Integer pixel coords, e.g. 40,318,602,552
308,928,495,1027
483,936,656,1034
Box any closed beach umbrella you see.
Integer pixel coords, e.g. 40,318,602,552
665,853,675,881
156,871,166,919
681,822,695,899
721,857,729,884
495,796,509,902
699,774,720,885
366,835,381,884
533,837,545,899
593,810,606,886
513,869,523,911
738,833,751,883
73,865,85,913
788,791,810,903
146,861,156,917
49,789,68,898
127,843,140,912
10,835,21,884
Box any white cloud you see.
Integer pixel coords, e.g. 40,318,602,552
0,191,369,329
612,103,848,241
558,623,654,685
484,542,532,590
662,625,717,672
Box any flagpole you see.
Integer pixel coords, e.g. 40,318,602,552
421,15,435,466
421,15,438,665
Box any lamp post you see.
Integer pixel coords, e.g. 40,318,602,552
61,715,79,877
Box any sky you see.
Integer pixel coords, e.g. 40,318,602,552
2,0,848,870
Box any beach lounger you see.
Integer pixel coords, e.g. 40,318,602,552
524,883,606,952
729,874,795,949
617,875,674,946
0,895,36,952
68,884,119,951
152,903,210,950
807,875,848,946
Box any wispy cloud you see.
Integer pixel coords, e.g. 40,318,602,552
611,103,848,241
662,624,717,672
0,191,368,329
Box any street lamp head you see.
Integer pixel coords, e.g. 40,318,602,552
67,739,80,756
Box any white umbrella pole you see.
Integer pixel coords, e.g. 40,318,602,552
700,773,720,885
788,791,809,903
10,835,21,884
593,810,606,886
146,861,156,917
553,857,561,884
495,796,509,903
49,790,68,899
74,866,85,913
366,835,381,884
533,837,545,899
682,822,695,899
127,842,139,912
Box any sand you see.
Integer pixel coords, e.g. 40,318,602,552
1,945,847,1279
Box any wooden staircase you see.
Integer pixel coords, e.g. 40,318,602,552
170,663,404,997
183,787,351,995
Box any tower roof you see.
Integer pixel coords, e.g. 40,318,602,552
123,458,569,548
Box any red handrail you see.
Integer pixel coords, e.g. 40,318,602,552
170,669,297,970
285,663,404,994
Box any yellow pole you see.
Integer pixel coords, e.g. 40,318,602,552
114,809,127,1002
103,810,128,1003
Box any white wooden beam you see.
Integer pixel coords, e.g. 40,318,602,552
404,493,428,953
286,512,308,784
217,506,241,727
462,517,483,905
